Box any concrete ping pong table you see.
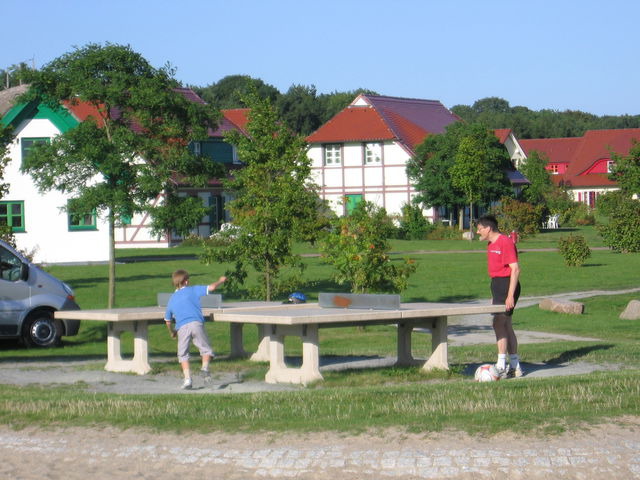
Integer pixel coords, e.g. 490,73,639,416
212,295,506,385
55,294,505,384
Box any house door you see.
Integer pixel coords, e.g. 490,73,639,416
345,194,363,215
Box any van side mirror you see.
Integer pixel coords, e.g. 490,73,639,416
20,263,29,281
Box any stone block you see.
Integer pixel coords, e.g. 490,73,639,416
619,299,640,320
539,298,584,314
462,231,474,240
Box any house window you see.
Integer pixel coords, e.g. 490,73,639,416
68,201,97,231
21,137,50,163
0,201,25,233
607,160,615,173
364,142,382,164
324,144,342,165
548,164,559,174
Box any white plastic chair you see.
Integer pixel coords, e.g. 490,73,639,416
545,214,559,229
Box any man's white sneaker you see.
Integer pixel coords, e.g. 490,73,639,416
507,366,525,378
495,365,509,379
181,378,193,390
201,369,212,384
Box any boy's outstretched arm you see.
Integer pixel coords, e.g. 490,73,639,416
208,276,227,292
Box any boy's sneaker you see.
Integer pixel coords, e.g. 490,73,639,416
181,378,193,390
495,365,509,379
507,366,525,379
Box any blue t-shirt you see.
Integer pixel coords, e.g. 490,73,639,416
164,285,209,330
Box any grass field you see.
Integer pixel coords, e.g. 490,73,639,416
0,226,639,435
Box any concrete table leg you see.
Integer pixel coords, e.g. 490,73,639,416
105,321,152,375
422,316,449,371
396,322,416,366
264,324,323,385
250,324,271,362
228,323,248,358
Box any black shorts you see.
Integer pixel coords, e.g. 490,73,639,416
491,277,521,315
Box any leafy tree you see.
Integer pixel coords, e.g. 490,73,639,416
320,201,416,293
0,62,32,90
201,90,320,301
20,43,222,307
276,84,324,136
609,141,640,196
520,150,554,204
409,122,512,231
194,74,281,110
450,125,513,232
406,124,465,225
597,142,640,253
0,123,14,244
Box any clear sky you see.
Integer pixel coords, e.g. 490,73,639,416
3,0,637,116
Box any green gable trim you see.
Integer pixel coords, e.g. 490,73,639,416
1,101,79,134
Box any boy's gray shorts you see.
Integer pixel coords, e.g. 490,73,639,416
177,321,213,362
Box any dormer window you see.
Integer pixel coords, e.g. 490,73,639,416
324,144,342,165
607,160,615,173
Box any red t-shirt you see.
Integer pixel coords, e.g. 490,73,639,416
487,234,518,278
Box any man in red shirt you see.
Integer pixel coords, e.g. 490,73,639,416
476,214,524,378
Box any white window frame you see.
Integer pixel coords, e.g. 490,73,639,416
323,144,342,165
364,142,382,164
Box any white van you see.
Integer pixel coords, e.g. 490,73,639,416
0,239,80,347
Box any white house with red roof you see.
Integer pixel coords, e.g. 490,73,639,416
519,128,640,207
306,94,460,218
0,86,244,263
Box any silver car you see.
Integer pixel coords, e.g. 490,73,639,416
0,239,80,347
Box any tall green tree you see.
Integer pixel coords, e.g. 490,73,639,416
408,122,512,229
195,74,281,110
20,43,222,307
202,90,320,301
406,125,465,225
519,150,554,204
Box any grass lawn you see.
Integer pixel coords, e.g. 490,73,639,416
0,227,639,435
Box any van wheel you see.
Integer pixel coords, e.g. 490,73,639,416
23,312,62,348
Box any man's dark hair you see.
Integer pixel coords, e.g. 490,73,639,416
477,214,499,232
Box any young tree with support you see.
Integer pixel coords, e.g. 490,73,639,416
202,89,321,301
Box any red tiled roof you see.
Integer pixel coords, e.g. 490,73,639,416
306,94,458,152
494,128,512,144
63,100,107,127
211,108,250,137
521,128,640,188
306,106,397,143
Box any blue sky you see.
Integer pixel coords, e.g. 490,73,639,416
3,0,637,116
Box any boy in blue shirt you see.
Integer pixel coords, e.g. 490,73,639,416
164,269,226,389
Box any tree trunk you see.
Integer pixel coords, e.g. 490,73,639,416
108,209,116,308
458,208,464,231
468,201,474,240
265,260,271,302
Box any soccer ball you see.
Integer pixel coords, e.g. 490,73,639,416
474,364,500,382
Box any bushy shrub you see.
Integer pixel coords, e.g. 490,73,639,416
560,202,595,227
558,234,591,266
598,196,640,253
320,201,416,293
492,197,544,238
397,203,432,240
426,223,461,240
